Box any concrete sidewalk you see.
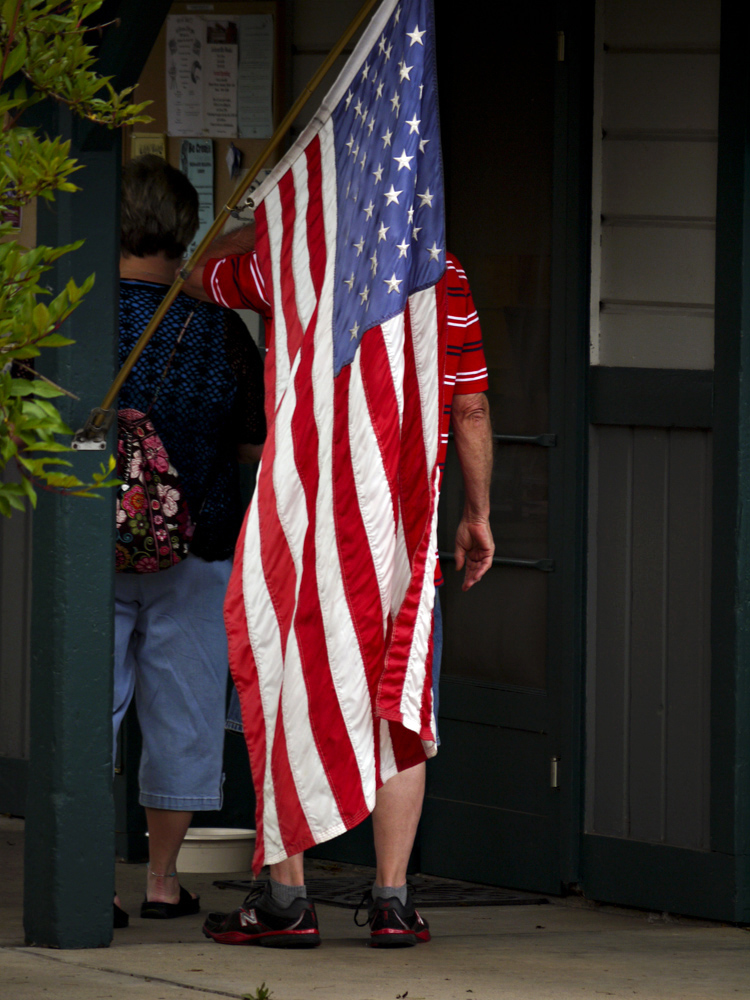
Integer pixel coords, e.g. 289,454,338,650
2,817,749,1000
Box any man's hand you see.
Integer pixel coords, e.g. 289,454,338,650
455,517,494,591
451,392,494,590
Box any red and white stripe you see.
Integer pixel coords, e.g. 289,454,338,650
224,117,444,872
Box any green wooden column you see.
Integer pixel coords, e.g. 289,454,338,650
712,0,750,924
22,106,121,948
21,0,173,948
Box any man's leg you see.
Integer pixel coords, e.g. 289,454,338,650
372,762,425,888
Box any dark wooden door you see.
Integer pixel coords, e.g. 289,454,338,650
417,0,587,894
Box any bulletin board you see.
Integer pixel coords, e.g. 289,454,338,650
126,0,287,229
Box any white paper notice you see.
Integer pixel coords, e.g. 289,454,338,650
166,16,204,137
180,139,214,258
238,15,274,139
204,21,238,137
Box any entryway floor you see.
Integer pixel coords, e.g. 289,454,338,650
2,817,749,1000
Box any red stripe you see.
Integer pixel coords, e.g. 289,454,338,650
289,324,370,826
359,326,400,527
271,700,315,856
331,362,383,704
277,171,306,368
304,139,326,299
223,514,267,874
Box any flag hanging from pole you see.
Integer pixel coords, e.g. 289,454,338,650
222,0,447,872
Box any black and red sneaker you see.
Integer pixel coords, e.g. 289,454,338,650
202,888,320,948
355,891,431,948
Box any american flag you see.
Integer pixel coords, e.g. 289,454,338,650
224,0,447,871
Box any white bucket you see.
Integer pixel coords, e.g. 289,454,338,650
175,827,256,874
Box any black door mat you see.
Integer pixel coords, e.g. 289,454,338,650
213,875,549,909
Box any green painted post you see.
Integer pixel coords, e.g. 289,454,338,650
23,107,120,949
712,0,750,924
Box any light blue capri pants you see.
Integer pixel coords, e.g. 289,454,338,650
113,554,231,811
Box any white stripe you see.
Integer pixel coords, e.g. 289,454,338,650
240,491,283,862
380,313,406,430
291,155,317,333
399,462,439,733
349,349,396,630
263,185,292,407
407,287,440,473
379,718,398,785
311,118,378,813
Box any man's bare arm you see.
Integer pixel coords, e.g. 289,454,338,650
451,391,495,591
180,222,256,301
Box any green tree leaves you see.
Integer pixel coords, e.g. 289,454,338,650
1,0,151,512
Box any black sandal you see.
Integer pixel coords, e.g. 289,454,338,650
141,884,200,919
114,899,129,928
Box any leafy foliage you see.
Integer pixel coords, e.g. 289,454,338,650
0,0,151,516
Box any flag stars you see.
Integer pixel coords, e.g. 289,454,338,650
384,184,402,205
344,273,355,291
390,91,401,115
412,225,422,241
363,200,374,220
354,99,363,119
378,33,388,55
359,285,370,304
372,163,384,184
383,40,393,61
345,90,353,109
381,127,393,148
394,149,413,171
375,81,384,99
370,250,378,275
394,4,401,24
346,134,355,154
407,24,426,46
354,236,365,255
396,238,410,258
360,152,367,171
361,61,370,83
367,114,376,135
350,320,360,340
427,243,443,262
419,137,430,154
406,115,420,134
417,187,434,207
385,273,403,294
377,222,390,242
407,206,414,223
398,59,413,82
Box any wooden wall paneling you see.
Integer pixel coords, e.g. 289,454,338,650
590,426,633,836
664,429,712,849
603,54,720,133
628,429,669,843
603,0,721,48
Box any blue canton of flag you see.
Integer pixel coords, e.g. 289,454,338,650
331,0,444,374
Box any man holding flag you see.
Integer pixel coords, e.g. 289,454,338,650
184,0,494,947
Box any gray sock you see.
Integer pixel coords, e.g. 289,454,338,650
269,877,307,906
372,883,408,906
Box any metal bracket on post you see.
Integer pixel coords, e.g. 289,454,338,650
71,408,116,451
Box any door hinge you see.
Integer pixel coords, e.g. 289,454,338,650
550,755,560,788
557,31,565,62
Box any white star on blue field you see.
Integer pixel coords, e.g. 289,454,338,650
331,0,444,374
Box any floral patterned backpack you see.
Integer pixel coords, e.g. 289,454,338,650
115,312,195,573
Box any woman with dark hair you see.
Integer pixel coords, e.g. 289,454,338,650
113,155,264,926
